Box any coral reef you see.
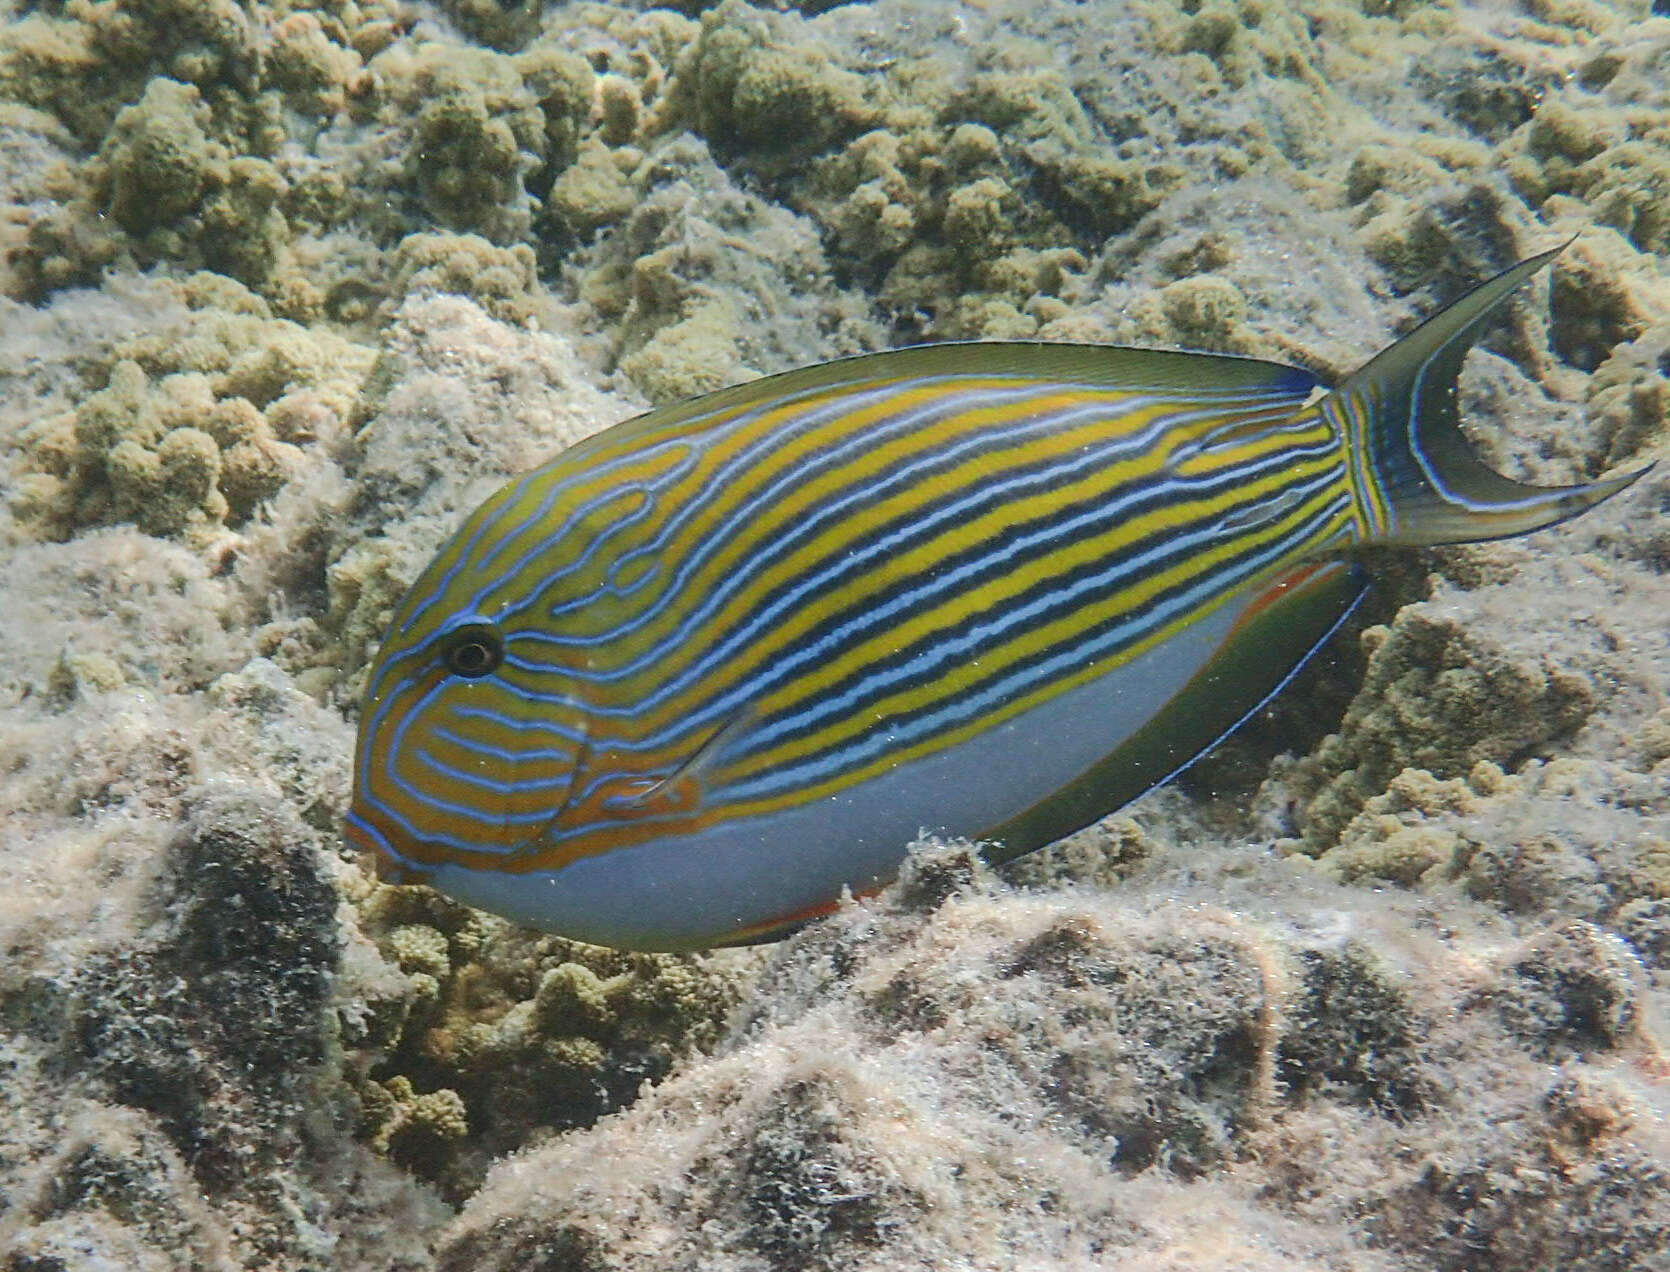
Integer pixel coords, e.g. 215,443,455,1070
2,0,1669,1268
1288,589,1605,851
383,232,549,327
0,0,595,314
567,131,875,402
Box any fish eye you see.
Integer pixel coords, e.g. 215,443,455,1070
439,623,504,679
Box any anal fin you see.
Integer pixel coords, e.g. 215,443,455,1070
982,561,1368,863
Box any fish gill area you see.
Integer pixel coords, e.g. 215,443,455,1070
2,0,1669,1269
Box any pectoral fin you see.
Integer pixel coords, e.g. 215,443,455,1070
600,707,756,818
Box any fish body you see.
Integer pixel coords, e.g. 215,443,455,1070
347,250,1646,950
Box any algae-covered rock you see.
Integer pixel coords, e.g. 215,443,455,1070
0,1106,239,1272
1577,140,1670,256
671,0,877,155
437,841,1670,1271
1485,920,1652,1060
1277,943,1433,1117
16,74,290,296
401,45,547,239
568,132,874,402
1,3,581,313
0,754,443,1266
618,294,751,401
1546,229,1657,372
0,0,261,146
0,527,245,702
1308,751,1670,933
266,11,364,111
1409,27,1564,144
1359,1065,1670,1270
99,77,229,238
546,137,641,240
625,1,1196,341
67,787,340,1185
804,78,1157,338
1132,272,1257,353
1288,593,1602,852
1497,18,1670,258
1586,322,1670,468
202,656,355,830
369,1076,473,1178
386,231,547,327
439,0,549,53
3,0,1669,1267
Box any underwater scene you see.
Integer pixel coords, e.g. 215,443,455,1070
2,0,1669,1267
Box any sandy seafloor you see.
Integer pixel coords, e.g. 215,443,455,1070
3,0,1670,1267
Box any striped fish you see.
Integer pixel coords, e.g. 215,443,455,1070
346,248,1647,951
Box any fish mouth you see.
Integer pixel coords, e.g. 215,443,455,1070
343,807,433,886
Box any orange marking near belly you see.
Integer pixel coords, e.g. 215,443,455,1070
1227,561,1340,638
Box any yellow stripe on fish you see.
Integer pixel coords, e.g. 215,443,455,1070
347,248,1649,950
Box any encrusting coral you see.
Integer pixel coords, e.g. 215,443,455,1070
383,232,549,327
352,885,747,1201
1287,598,1600,851
11,273,371,547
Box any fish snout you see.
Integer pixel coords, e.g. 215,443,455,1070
343,805,434,885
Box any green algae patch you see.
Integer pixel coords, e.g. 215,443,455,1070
100,78,229,238
547,138,642,240
387,232,548,328
671,1,879,156
1,6,597,316
18,75,291,297
393,44,562,240
438,0,548,53
0,0,264,146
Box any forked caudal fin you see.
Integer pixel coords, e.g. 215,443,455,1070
1323,244,1653,546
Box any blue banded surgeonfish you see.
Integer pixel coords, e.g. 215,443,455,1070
346,248,1648,951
